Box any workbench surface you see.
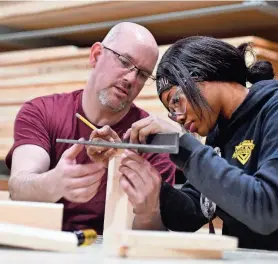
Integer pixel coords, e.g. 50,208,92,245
1,244,278,264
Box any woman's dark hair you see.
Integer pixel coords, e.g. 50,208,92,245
156,36,275,117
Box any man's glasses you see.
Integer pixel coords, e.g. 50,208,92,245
103,45,156,86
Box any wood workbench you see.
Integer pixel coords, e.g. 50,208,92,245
1,243,278,264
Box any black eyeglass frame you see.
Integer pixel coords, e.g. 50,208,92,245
103,45,156,84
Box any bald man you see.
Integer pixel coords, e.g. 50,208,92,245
5,22,176,234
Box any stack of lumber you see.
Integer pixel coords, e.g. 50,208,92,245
0,1,277,51
0,36,277,160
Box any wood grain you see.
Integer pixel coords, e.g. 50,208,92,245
0,200,63,230
116,230,238,258
0,222,78,252
103,151,134,242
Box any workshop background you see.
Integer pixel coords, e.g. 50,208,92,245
0,0,277,190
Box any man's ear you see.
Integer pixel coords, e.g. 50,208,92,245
89,42,102,68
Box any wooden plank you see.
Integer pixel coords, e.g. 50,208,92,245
103,152,134,238
0,46,89,66
0,191,10,200
0,83,85,105
58,9,278,45
0,70,90,89
116,230,238,258
0,200,63,230
0,82,159,105
103,151,135,254
0,222,78,252
0,1,238,30
0,57,90,79
119,246,223,259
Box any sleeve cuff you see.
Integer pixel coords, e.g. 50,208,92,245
169,133,203,170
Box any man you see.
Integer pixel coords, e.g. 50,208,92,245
5,22,175,234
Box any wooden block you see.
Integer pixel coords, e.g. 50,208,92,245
116,230,238,258
0,200,63,230
103,151,135,249
119,245,223,259
0,191,10,200
0,222,78,252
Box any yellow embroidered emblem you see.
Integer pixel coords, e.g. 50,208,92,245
232,140,255,165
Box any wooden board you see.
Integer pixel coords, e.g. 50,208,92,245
0,82,159,105
0,46,89,66
0,191,9,200
0,222,78,252
116,230,238,258
0,200,63,230
0,1,236,30
0,70,90,89
0,57,90,79
103,152,134,244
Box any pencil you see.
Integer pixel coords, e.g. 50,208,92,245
76,113,97,130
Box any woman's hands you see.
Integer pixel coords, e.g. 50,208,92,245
123,115,181,144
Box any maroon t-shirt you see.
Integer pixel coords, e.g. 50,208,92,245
5,89,176,234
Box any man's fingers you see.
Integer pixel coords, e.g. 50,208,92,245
102,148,118,159
67,162,105,177
98,125,121,142
62,138,85,160
87,126,121,161
87,148,116,162
66,182,101,203
121,150,144,164
87,144,108,155
89,131,99,140
65,169,105,189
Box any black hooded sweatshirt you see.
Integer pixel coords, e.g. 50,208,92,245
160,80,278,250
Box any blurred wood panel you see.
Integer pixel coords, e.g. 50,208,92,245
0,46,89,66
0,1,238,30
1,1,278,51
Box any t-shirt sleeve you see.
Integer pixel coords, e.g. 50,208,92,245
142,152,176,186
5,99,51,169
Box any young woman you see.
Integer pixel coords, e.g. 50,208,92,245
119,36,278,250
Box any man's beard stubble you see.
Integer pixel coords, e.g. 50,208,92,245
98,87,128,113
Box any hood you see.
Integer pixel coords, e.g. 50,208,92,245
218,80,278,130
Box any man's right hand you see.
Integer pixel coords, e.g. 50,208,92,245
86,125,122,164
53,138,106,203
